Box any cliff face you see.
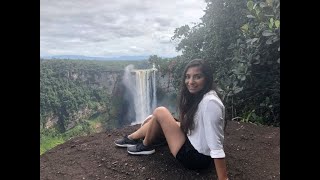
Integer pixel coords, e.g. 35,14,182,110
43,69,175,131
43,70,123,130
66,70,175,95
68,70,123,95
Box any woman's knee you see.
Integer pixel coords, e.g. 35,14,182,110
153,106,169,115
153,106,172,123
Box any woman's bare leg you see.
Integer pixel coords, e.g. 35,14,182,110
143,107,185,157
128,117,156,140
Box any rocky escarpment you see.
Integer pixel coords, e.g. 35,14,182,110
43,68,175,131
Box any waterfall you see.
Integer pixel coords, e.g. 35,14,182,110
123,65,157,125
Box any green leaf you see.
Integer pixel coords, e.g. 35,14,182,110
272,36,279,42
262,30,276,36
252,113,257,119
264,14,274,17
259,2,267,8
253,3,257,10
241,24,249,32
275,20,280,28
266,0,273,6
237,38,242,45
270,18,274,23
251,38,259,44
233,86,243,94
266,38,273,45
247,1,254,10
247,53,253,61
231,68,238,74
255,8,260,16
240,75,246,81
266,36,279,45
266,97,270,103
253,58,260,65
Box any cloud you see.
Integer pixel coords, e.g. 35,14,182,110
40,0,206,57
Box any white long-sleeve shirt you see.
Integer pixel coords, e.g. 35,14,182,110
187,90,226,158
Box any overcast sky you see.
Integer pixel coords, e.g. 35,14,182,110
40,0,207,58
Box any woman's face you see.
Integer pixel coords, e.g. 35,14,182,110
185,66,206,94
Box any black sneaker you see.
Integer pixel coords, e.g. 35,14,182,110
114,136,140,147
127,142,155,155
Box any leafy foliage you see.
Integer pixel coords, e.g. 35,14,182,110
169,0,280,126
40,59,149,132
226,0,280,125
40,59,151,154
41,60,107,131
40,115,104,155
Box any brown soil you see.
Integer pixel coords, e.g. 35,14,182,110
40,121,280,180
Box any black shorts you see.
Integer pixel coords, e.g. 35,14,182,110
176,138,212,170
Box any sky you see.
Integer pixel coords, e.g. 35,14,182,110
40,0,207,58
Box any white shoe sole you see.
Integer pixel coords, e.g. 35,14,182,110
115,143,137,148
127,149,155,155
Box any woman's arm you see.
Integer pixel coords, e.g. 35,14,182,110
213,158,228,180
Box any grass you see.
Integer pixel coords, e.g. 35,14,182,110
40,113,108,155
40,135,65,155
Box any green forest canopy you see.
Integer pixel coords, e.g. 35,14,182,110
150,0,279,126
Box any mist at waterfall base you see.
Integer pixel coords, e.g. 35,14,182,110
122,64,157,125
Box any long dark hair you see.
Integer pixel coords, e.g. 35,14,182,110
178,59,217,135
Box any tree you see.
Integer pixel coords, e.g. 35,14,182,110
172,0,280,126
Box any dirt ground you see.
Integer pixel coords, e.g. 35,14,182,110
40,120,280,180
